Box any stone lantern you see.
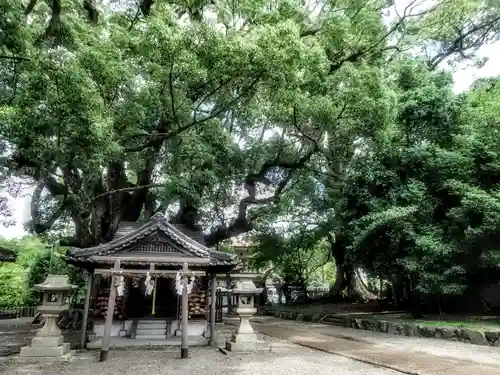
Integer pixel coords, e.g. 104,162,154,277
19,275,76,359
225,273,263,351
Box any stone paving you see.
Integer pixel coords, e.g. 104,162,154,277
251,317,500,375
268,309,500,346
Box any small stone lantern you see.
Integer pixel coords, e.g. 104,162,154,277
225,273,263,351
19,275,76,359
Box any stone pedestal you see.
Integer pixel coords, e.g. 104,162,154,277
18,275,75,361
19,312,72,359
225,273,263,352
225,306,259,351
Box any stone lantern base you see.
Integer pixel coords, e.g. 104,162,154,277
17,275,76,361
19,336,71,359
225,307,259,352
225,333,258,351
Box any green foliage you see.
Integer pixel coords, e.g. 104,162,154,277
340,66,500,299
251,221,331,287
1,0,500,308
0,237,85,307
0,263,27,307
1,0,497,249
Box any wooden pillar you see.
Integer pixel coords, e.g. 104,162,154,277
100,260,121,362
80,270,94,349
203,276,209,338
209,272,217,346
226,273,232,315
181,262,189,359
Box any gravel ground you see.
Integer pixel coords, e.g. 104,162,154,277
0,335,400,375
0,319,400,375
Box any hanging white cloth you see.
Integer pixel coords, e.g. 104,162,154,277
116,276,125,297
186,276,195,294
175,271,182,296
145,272,154,296
175,272,196,295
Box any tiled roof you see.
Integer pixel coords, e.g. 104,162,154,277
67,213,238,266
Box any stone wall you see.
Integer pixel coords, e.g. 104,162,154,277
266,311,500,347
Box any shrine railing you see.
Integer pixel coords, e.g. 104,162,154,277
215,289,237,323
0,305,38,319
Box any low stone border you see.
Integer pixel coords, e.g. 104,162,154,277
265,311,326,323
266,311,500,347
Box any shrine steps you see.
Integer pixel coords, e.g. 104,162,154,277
135,319,170,339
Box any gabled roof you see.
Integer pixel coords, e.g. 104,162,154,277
66,213,238,267
0,246,16,262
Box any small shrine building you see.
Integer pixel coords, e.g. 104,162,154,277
66,212,239,347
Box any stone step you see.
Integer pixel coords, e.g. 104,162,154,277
322,315,347,327
135,334,167,340
138,319,168,325
137,323,167,329
136,329,166,335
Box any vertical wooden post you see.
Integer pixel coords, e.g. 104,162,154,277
209,272,217,346
149,264,155,316
181,262,189,359
226,273,232,315
80,270,94,349
100,260,120,362
203,276,209,338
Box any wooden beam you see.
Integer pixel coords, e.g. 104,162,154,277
91,255,210,264
94,268,206,277
80,271,94,349
100,259,120,362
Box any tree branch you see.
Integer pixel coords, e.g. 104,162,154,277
44,0,62,41
0,55,30,61
329,0,438,73
126,71,264,153
24,0,38,15
93,183,165,200
428,15,500,70
140,0,154,16
83,0,99,24
205,146,318,247
30,182,66,234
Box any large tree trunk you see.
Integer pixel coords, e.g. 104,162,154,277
328,263,350,298
327,234,351,299
327,234,376,301
350,270,377,300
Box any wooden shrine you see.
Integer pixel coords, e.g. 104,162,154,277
66,213,239,352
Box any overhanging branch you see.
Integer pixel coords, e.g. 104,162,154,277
93,183,165,201
126,71,264,153
205,146,318,247
30,182,66,234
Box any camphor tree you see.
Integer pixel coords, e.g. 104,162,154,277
338,62,500,311
0,0,499,255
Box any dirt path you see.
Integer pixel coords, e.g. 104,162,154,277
251,318,500,375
